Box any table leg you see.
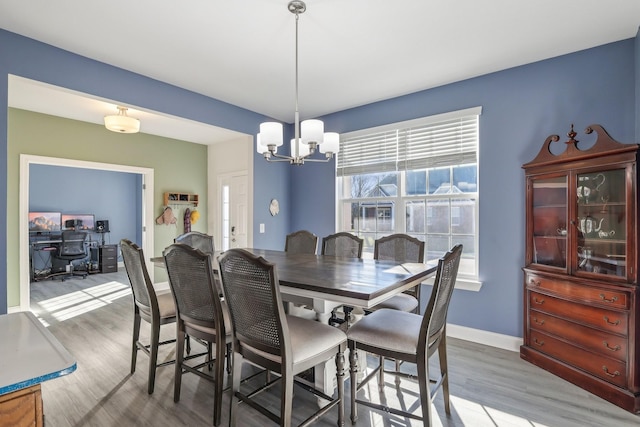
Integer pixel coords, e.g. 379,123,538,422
311,299,366,401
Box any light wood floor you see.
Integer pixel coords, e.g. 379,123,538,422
29,271,640,427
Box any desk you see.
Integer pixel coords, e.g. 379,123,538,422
154,249,437,397
0,312,76,425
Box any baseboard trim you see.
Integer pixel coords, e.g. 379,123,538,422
447,323,522,352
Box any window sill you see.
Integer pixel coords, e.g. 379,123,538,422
422,276,482,292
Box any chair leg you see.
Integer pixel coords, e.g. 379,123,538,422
131,312,141,374
336,346,346,427
207,342,213,371
280,371,294,427
349,344,359,424
438,336,451,415
186,334,191,355
174,325,185,402
229,351,243,427
226,343,232,374
148,321,160,394
417,355,432,427
213,338,226,426
378,355,384,389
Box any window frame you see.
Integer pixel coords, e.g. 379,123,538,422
335,107,482,287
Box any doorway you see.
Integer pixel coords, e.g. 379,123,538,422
19,154,154,311
218,171,249,250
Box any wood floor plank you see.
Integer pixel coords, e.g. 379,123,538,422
28,272,640,426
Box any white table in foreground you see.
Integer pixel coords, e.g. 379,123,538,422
0,311,76,425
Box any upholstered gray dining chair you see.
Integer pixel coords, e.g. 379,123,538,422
322,232,364,326
163,243,230,426
121,239,177,395
218,248,347,426
284,229,318,255
347,244,462,426
372,233,425,314
174,231,215,255
321,232,363,258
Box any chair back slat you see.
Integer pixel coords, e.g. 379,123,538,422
163,244,221,327
374,233,425,263
285,230,318,255
175,231,215,255
121,239,155,310
421,244,463,347
218,249,286,356
321,232,363,258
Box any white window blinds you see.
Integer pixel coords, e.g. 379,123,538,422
337,107,481,176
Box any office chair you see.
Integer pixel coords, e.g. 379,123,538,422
51,230,88,280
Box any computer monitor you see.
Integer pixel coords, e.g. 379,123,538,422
29,212,62,233
61,214,95,231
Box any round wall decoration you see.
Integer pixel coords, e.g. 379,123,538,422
269,198,280,216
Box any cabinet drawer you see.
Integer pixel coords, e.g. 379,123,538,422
101,246,117,256
529,310,627,362
101,264,118,273
529,329,627,388
526,274,628,310
529,291,628,335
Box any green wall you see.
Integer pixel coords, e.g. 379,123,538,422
7,108,208,307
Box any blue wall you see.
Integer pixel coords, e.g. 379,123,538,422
29,165,141,250
0,29,290,312
1,27,639,339
291,39,638,337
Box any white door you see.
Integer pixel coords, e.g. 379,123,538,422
220,173,248,250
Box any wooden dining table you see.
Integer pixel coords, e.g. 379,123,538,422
152,248,438,397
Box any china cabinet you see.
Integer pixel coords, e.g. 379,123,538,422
521,124,640,412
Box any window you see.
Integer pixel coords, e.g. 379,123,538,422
337,107,481,281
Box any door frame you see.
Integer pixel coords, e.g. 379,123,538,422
216,170,251,251
19,154,154,311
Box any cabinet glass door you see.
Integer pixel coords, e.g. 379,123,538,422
532,176,567,268
576,169,626,277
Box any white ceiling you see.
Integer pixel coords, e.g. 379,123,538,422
2,1,640,144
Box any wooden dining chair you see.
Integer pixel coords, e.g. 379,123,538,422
163,243,231,426
321,232,363,258
174,231,215,255
218,248,347,427
347,244,463,426
121,239,177,395
284,229,318,255
322,232,364,326
372,233,425,314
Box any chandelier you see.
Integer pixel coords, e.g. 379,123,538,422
257,1,339,165
104,106,140,134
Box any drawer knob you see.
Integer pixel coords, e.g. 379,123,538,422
603,316,620,326
603,341,621,352
599,294,618,303
602,366,620,378
533,317,545,326
533,297,545,305
529,278,541,286
533,338,544,347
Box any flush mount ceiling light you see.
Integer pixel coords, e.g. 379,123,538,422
257,0,340,165
104,106,140,133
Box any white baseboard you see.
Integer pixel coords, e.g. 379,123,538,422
447,323,522,352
